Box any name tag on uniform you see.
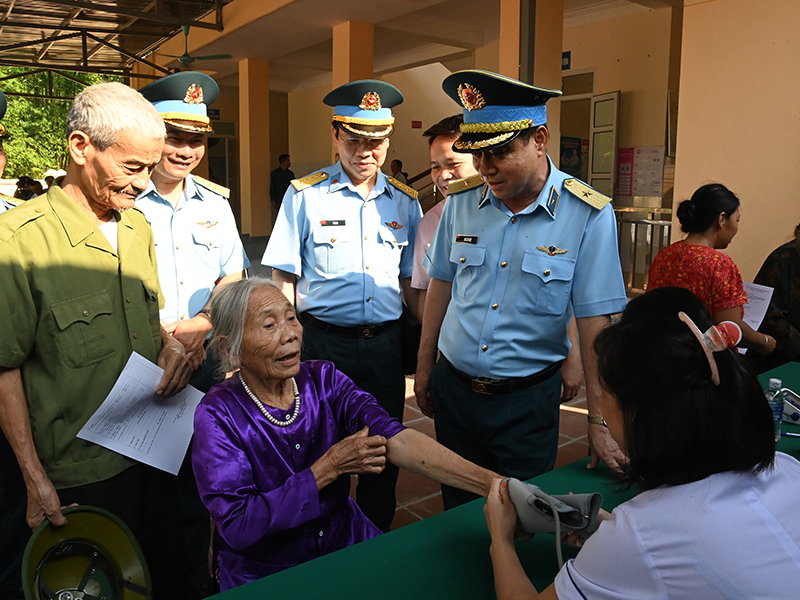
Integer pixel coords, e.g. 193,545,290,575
455,234,479,244
320,220,346,227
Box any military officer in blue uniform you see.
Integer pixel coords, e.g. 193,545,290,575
137,71,249,391
415,70,628,509
0,89,23,214
136,71,249,596
262,80,422,532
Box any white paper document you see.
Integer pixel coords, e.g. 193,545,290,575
78,352,204,475
739,282,774,355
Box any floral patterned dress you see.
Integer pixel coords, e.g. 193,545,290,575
648,240,747,317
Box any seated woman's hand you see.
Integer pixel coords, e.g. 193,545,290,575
311,426,387,490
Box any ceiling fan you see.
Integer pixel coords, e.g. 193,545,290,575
162,25,232,65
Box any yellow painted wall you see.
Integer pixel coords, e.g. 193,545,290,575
675,0,800,281
288,63,461,183
563,7,677,149
288,83,332,179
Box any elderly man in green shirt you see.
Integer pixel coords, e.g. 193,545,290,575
0,82,194,599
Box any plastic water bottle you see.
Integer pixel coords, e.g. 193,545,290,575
766,378,784,442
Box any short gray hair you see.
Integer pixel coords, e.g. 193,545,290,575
209,277,282,374
66,82,165,152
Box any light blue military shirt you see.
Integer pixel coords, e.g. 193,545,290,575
0,192,22,213
136,174,249,323
424,157,627,379
262,162,422,326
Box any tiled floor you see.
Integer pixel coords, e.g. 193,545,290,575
359,377,591,531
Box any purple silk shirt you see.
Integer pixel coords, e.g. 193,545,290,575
192,360,406,591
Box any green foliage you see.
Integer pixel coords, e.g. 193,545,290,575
0,68,122,179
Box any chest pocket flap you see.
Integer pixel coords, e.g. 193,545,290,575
312,227,350,247
52,290,113,329
50,290,119,367
521,251,575,282
449,244,486,268
518,251,576,316
191,224,221,249
378,225,409,248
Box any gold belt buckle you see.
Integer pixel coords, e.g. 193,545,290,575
471,379,493,395
359,326,375,339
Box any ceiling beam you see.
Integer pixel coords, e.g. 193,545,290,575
35,8,83,61
36,0,222,31
0,57,164,79
627,0,683,8
0,20,168,36
85,32,171,74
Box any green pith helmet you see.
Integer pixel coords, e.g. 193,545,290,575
22,506,151,600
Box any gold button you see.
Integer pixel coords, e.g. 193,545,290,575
126,297,131,303
393,239,397,244
176,245,180,250
501,261,507,268
366,297,371,302
492,303,498,310
460,257,466,263
35,208,43,213
511,217,517,224
331,237,337,243
82,310,89,317
133,333,139,339
364,235,368,240
181,315,186,320
544,269,551,276
482,345,488,352
366,265,370,269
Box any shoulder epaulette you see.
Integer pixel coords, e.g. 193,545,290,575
447,174,484,196
291,171,328,192
387,176,419,200
0,192,23,207
563,179,611,210
193,175,230,199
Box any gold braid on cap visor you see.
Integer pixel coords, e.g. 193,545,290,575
160,111,211,126
460,118,534,133
454,131,516,150
333,114,395,126
339,122,393,138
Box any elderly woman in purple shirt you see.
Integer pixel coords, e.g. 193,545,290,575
192,277,496,591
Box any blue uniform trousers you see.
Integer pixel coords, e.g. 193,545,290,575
430,356,563,509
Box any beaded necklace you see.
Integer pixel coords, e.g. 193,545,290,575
239,372,300,427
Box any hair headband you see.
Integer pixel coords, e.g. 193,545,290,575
678,312,742,385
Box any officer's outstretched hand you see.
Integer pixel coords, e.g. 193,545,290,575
587,424,627,472
156,328,192,396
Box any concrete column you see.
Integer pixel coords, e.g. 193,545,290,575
239,58,271,236
332,21,374,87
498,0,563,152
499,0,522,78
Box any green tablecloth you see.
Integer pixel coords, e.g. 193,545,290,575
211,362,800,599
210,458,634,600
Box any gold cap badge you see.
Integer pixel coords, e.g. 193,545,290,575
184,84,204,104
359,92,382,111
457,83,486,111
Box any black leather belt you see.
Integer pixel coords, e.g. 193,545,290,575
300,312,397,339
441,354,562,396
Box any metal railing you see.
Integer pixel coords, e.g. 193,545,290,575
614,207,672,295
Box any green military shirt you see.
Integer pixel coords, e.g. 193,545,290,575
0,186,164,488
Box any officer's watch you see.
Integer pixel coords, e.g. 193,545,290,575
198,308,212,320
587,415,607,427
